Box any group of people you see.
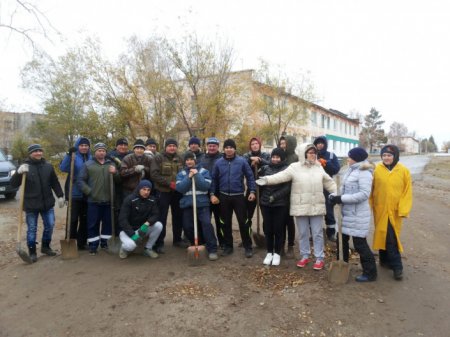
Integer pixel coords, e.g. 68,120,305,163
11,133,412,282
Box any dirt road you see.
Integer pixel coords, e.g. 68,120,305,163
1,156,449,337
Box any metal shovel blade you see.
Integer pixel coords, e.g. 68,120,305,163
16,244,33,264
187,245,207,266
252,232,266,249
107,237,121,255
60,239,79,260
328,260,350,284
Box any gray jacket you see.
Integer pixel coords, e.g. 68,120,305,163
340,161,374,238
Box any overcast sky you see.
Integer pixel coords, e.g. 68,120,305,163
1,0,449,147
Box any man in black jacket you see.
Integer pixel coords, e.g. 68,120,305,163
11,144,64,262
118,180,163,259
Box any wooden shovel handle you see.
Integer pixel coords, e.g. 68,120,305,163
17,173,26,243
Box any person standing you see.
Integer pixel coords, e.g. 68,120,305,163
370,144,412,281
150,138,186,252
78,143,119,255
210,139,256,258
144,138,158,159
258,148,290,266
59,137,91,250
329,147,377,282
256,143,337,270
11,144,64,262
200,137,224,248
176,152,219,261
118,180,163,259
185,136,205,162
313,136,341,242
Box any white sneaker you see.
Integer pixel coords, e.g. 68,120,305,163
144,248,159,259
272,253,281,266
263,253,273,265
119,247,128,259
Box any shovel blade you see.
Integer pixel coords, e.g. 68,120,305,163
252,232,266,249
187,245,207,266
328,260,350,284
16,245,33,264
60,239,79,260
107,237,121,255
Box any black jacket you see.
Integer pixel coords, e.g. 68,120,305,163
118,191,160,237
11,158,63,212
259,161,291,207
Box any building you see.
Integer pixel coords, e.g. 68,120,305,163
0,111,42,154
399,136,419,154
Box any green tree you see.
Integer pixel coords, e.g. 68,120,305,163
359,108,385,153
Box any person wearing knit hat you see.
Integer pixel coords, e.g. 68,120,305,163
11,144,64,262
206,137,220,146
118,179,163,259
371,144,411,280
210,138,256,258
186,136,204,162
150,135,186,252
133,139,146,150
329,147,377,282
94,143,107,152
145,138,158,156
116,138,128,147
258,147,290,266
59,136,92,250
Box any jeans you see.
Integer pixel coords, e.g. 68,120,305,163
182,206,218,253
295,215,324,260
87,202,112,250
156,191,183,248
261,205,289,255
25,209,55,247
337,233,377,279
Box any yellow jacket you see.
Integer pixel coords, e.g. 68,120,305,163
370,162,412,252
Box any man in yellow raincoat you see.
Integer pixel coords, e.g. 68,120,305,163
370,144,412,280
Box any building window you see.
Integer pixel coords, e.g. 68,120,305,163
310,111,317,126
321,114,326,128
327,116,330,129
333,118,337,131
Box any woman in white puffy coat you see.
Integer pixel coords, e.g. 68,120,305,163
256,143,336,270
329,147,377,282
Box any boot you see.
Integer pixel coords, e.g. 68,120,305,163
28,246,38,263
41,241,57,256
286,246,294,259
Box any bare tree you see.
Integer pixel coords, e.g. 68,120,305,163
388,122,408,150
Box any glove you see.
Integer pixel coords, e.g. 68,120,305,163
255,178,267,186
318,158,327,167
269,196,275,203
130,233,143,244
135,165,144,173
18,164,29,174
137,223,149,236
68,147,77,155
58,197,65,208
169,181,176,190
329,194,342,205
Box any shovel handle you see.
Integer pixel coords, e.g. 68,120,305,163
110,172,116,238
192,176,198,247
254,165,261,234
335,175,344,263
66,152,75,241
17,173,26,243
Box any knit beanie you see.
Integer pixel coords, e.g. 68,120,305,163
145,138,157,146
206,137,220,145
116,138,128,146
78,137,90,146
348,147,368,162
188,136,201,146
271,147,287,162
223,139,236,149
137,179,152,190
94,143,107,152
28,144,43,154
164,138,178,148
380,145,398,157
133,139,145,150
184,151,197,162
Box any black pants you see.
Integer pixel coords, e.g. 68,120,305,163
219,194,252,249
379,221,403,271
261,205,288,255
337,233,377,279
156,191,183,247
210,203,224,247
245,191,257,228
282,215,296,247
69,198,88,248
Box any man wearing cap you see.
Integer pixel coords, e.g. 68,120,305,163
120,139,152,198
185,136,204,162
313,136,340,242
11,144,65,262
118,180,163,259
200,137,224,248
59,136,92,250
210,138,256,258
176,151,219,261
144,138,158,159
150,137,186,252
78,143,120,255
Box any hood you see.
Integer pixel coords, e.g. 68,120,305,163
248,137,262,152
280,135,297,155
380,144,400,170
297,143,318,165
313,136,328,154
74,137,92,159
351,160,375,173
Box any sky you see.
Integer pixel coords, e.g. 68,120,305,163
1,0,449,147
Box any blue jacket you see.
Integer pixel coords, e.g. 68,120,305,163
210,155,256,196
314,136,340,177
176,164,211,209
59,137,92,200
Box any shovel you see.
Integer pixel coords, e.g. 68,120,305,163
16,173,33,264
107,172,121,254
61,152,78,259
328,176,350,284
252,165,265,248
187,176,207,266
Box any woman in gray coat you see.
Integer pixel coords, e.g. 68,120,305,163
329,147,377,282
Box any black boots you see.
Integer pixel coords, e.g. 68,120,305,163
28,246,37,263
41,241,57,256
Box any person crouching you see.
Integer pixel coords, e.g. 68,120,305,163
118,180,163,259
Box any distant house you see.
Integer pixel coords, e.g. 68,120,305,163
0,111,42,154
400,136,420,154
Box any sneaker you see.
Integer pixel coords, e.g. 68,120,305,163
313,260,325,270
245,248,253,258
143,249,159,259
263,253,273,265
173,241,189,249
296,258,310,268
393,269,403,281
221,247,233,256
89,250,97,256
119,247,128,259
272,253,281,266
208,253,219,261
355,274,376,282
